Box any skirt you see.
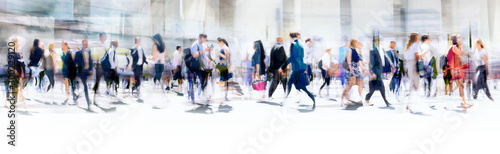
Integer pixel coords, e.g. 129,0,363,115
347,63,363,80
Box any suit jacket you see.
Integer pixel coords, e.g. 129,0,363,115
370,47,388,80
74,48,93,75
130,47,147,70
269,43,287,72
286,39,306,72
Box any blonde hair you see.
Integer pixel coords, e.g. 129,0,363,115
405,33,419,52
476,39,485,49
48,43,55,51
349,39,358,49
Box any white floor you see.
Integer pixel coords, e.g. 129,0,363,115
0,77,499,154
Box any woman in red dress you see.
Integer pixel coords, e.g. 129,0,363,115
447,34,472,109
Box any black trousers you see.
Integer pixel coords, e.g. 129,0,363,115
319,68,330,91
93,64,104,93
45,69,55,92
287,71,315,104
78,72,91,107
473,65,493,100
365,79,390,105
104,68,119,88
268,70,287,97
132,66,143,90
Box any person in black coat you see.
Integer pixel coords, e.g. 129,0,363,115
365,37,391,107
74,39,94,111
130,37,148,94
268,37,288,98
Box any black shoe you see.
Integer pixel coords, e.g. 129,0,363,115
386,103,392,107
165,87,171,90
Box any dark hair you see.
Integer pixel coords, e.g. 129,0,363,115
99,33,106,38
451,34,460,47
305,38,311,43
254,40,265,64
421,35,430,42
152,33,165,53
30,39,40,55
199,33,208,38
176,45,181,50
217,37,229,47
289,32,298,38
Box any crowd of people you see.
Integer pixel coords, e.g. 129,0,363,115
3,32,496,112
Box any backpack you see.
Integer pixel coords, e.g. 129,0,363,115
183,48,200,72
101,48,115,70
439,55,447,70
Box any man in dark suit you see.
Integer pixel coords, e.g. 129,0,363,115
386,41,401,99
130,37,147,94
74,38,94,110
365,37,391,107
268,37,288,98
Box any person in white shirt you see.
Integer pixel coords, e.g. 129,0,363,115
403,33,421,112
472,39,494,101
419,35,436,97
105,40,120,96
131,37,148,95
172,45,183,92
318,48,333,97
304,38,314,82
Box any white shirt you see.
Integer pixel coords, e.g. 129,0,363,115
321,52,331,70
172,49,182,67
304,44,313,65
404,43,420,61
108,46,118,69
475,49,486,66
200,43,211,69
135,46,144,65
420,43,431,64
376,46,385,67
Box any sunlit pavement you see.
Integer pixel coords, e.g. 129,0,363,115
1,78,499,154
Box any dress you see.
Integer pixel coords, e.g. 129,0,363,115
447,47,463,80
348,48,363,80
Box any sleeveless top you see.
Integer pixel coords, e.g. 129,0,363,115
45,50,55,70
219,45,229,64
350,48,360,63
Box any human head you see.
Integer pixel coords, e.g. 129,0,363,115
110,40,118,48
476,39,485,50
374,37,381,47
217,37,229,47
176,45,181,51
405,32,419,52
421,34,430,44
62,40,69,51
326,48,332,54
349,39,359,49
199,33,208,43
276,37,283,44
289,32,298,39
99,33,106,43
390,41,396,49
48,43,54,51
82,39,88,49
305,38,312,47
451,34,462,46
135,37,141,45
152,33,165,53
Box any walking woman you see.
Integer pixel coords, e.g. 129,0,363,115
28,39,45,91
149,33,167,89
318,48,333,97
403,33,421,112
252,40,267,99
340,39,366,106
446,34,472,109
285,32,316,108
44,43,57,92
472,39,494,101
216,37,243,101
61,41,77,103
5,36,26,107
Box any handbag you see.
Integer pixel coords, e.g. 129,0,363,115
348,75,356,86
417,60,425,76
252,79,266,91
